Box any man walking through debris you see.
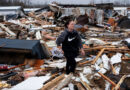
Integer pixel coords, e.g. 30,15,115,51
56,20,85,75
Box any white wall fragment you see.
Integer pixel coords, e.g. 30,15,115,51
80,73,90,84
35,31,42,40
61,88,70,90
68,83,74,90
95,63,100,71
115,64,121,75
105,81,111,90
110,53,122,64
49,62,66,68
98,68,107,74
102,54,110,70
96,58,102,65
75,77,80,82
75,58,83,62
83,66,92,75
10,75,50,90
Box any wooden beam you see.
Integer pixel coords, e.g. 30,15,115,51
54,73,73,90
111,64,117,75
110,63,117,75
41,74,65,90
0,23,16,36
114,75,126,90
76,82,86,90
80,79,92,90
97,72,116,86
91,48,105,64
78,60,92,65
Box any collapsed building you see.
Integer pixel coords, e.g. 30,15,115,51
0,2,130,90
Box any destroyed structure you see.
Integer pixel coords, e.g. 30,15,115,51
0,3,130,90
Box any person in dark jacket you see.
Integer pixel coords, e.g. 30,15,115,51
56,20,85,75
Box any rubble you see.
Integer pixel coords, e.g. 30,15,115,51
0,2,130,90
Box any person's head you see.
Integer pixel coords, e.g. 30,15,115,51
65,20,75,32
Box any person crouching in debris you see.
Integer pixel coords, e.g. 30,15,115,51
56,20,85,75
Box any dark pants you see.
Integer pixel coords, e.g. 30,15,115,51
64,51,78,74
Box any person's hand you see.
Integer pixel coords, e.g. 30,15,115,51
80,48,85,56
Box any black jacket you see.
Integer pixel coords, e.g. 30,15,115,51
56,29,82,53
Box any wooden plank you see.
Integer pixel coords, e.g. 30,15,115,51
80,80,92,90
91,48,105,64
109,61,117,75
76,82,86,90
114,75,126,90
111,64,117,75
78,60,93,65
0,23,16,36
97,72,116,86
54,73,73,90
112,86,115,90
41,74,65,90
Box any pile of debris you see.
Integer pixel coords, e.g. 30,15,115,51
0,3,130,90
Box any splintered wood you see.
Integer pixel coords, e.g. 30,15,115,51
91,48,105,64
54,73,73,90
80,79,92,90
114,75,126,90
0,23,16,36
41,74,65,90
97,72,117,87
76,82,86,90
